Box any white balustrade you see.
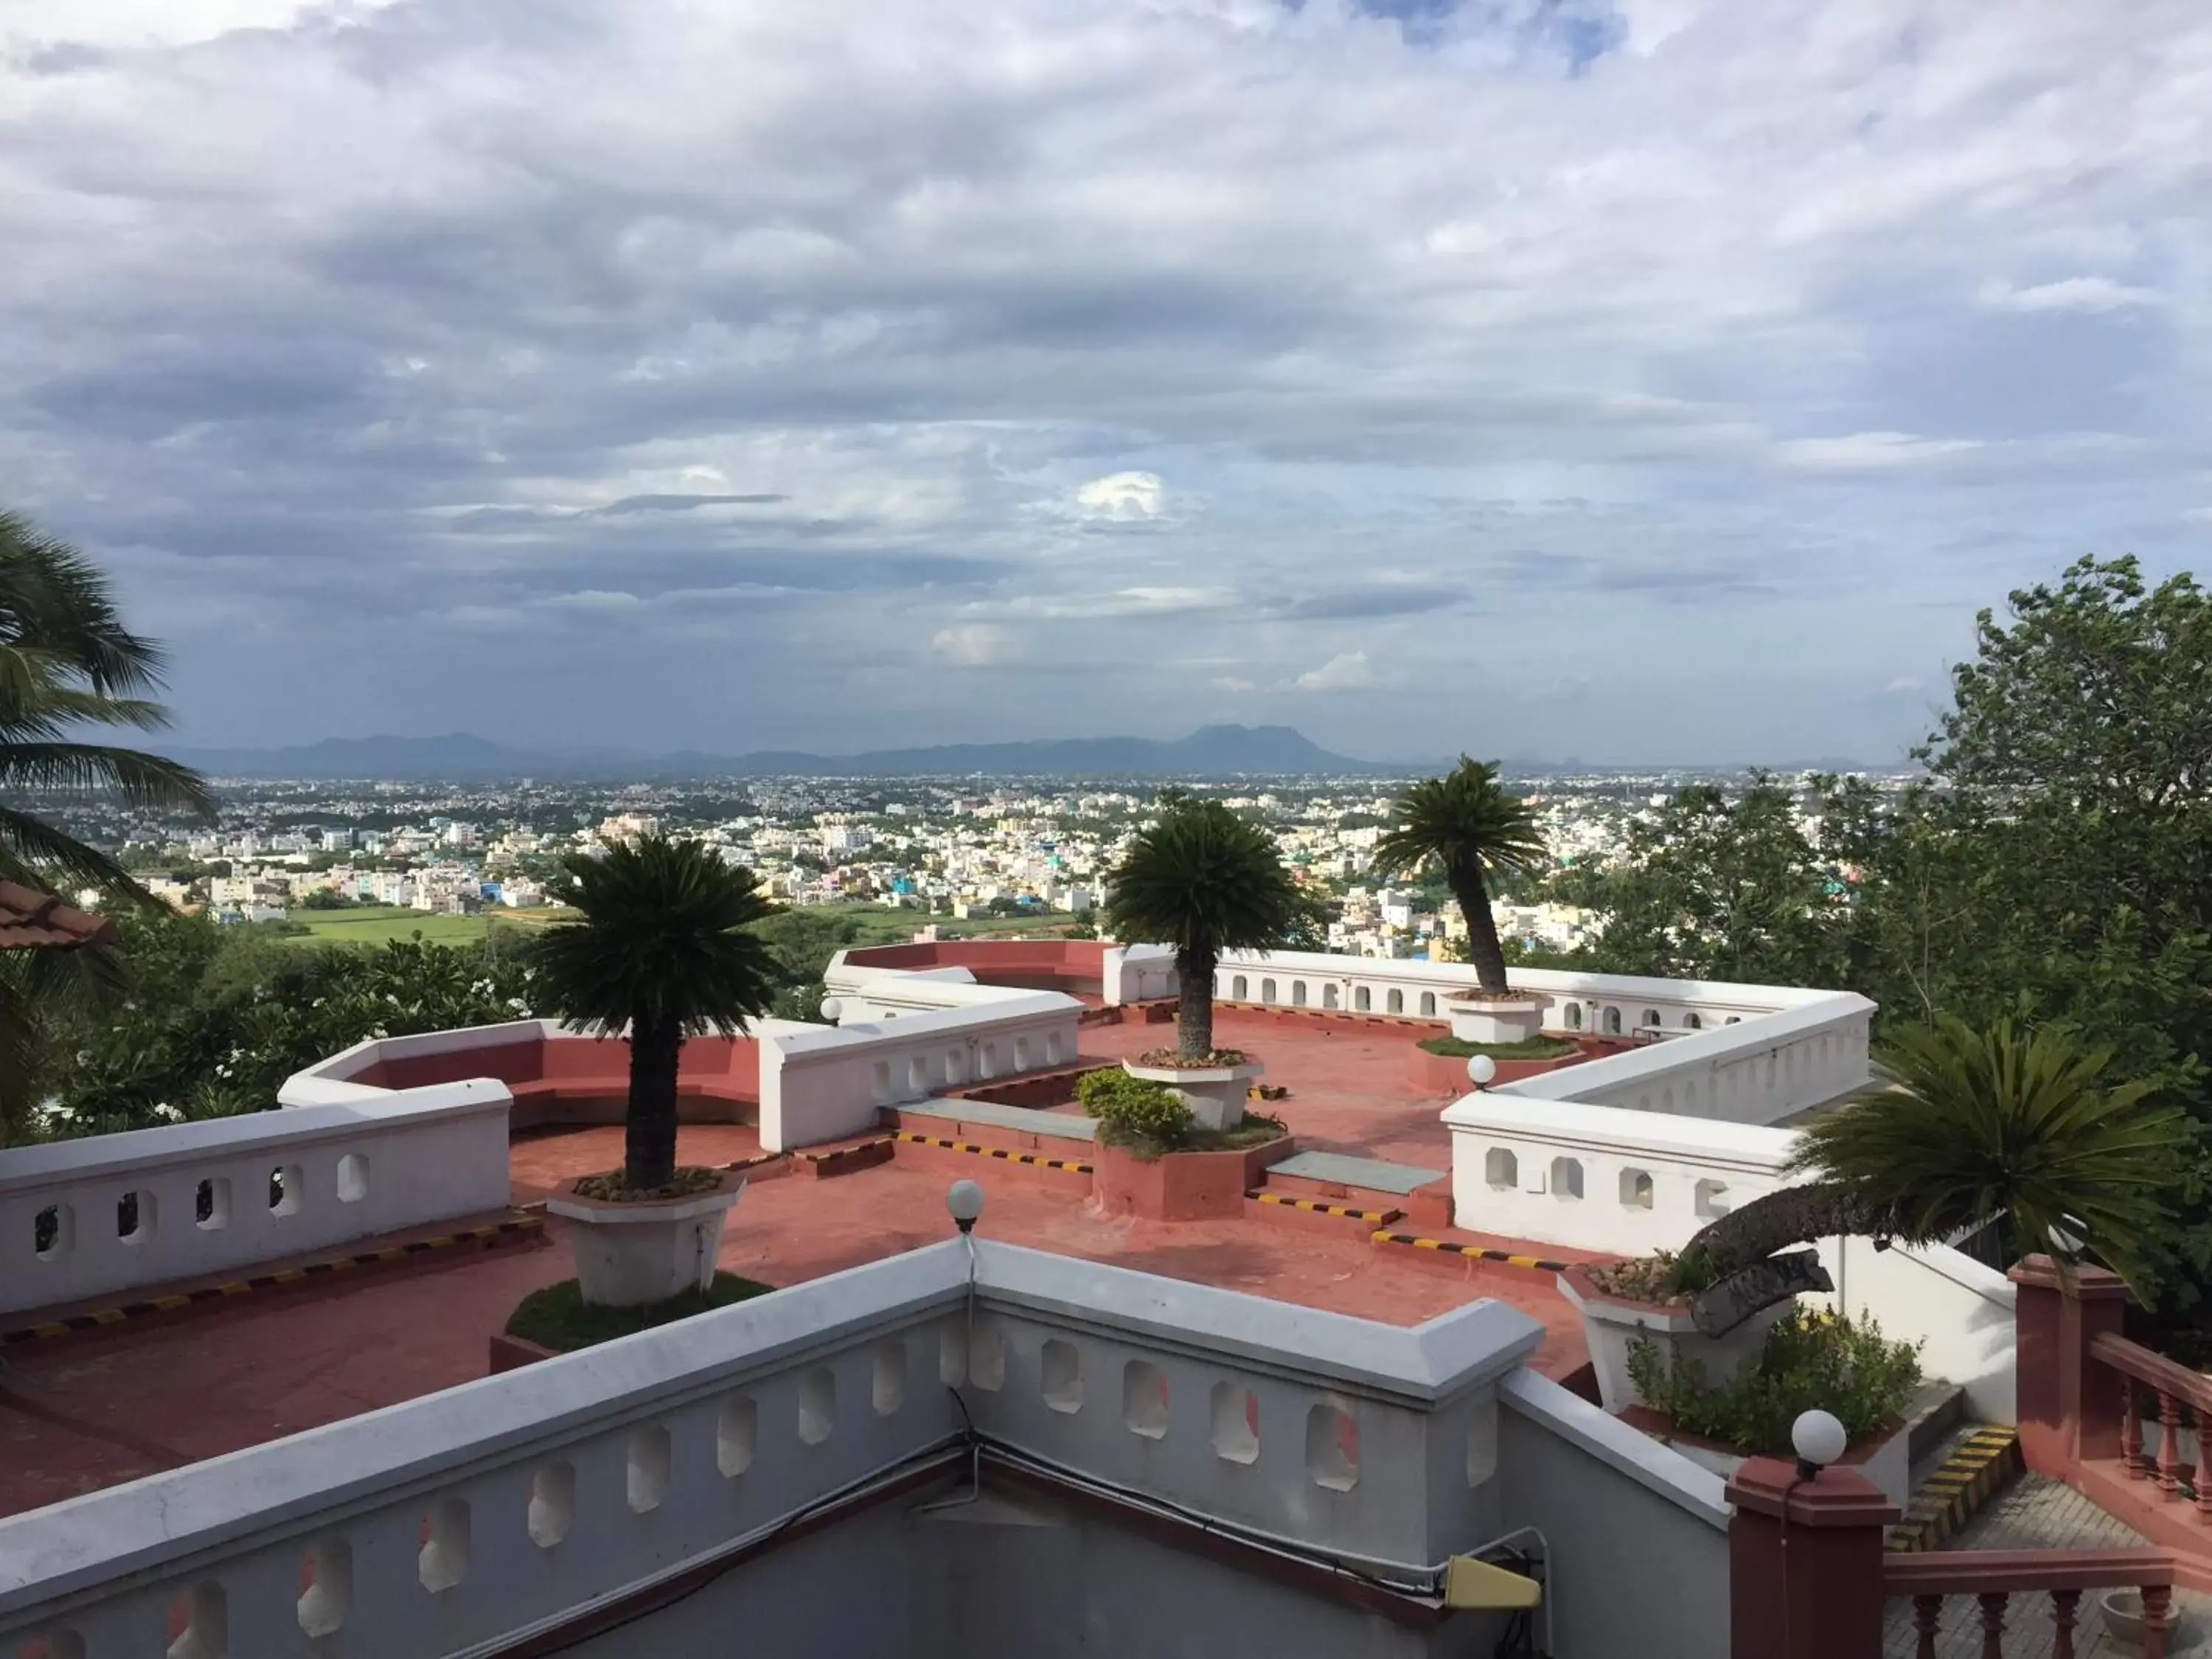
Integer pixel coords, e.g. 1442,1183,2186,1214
0,1081,511,1314
758,992,1081,1153
0,1240,1728,1657
1442,1093,1800,1256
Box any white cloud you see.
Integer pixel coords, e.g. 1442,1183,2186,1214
1210,675,1257,693
1293,651,1380,692
1977,277,2160,315
1775,433,1985,471
1073,473,1166,521
2185,509,2212,527
4,0,2210,759
931,623,1015,668
1884,676,1926,693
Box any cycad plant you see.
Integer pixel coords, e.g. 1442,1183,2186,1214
527,837,780,1192
1104,793,1309,1059
1371,757,1545,992
1,512,215,1133
1683,1015,2191,1294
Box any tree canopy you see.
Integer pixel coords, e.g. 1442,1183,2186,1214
1103,793,1311,1057
1372,756,1546,991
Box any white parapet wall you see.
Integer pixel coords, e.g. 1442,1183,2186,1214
1817,1234,2017,1425
1441,1093,1801,1258
279,1018,561,1106
0,1081,512,1315
1210,951,1872,1124
1444,1094,2020,1425
0,1239,1731,1659
1492,989,1875,1125
758,990,1082,1153
1209,950,1817,1030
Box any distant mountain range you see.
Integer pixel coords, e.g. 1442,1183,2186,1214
162,725,1415,781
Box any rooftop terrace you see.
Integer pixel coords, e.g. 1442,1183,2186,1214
0,1004,1607,1521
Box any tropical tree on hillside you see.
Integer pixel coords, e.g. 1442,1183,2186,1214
1371,757,1546,993
1,512,216,1132
1104,793,1311,1060
528,837,780,1192
1680,1016,2191,1296
1,512,215,893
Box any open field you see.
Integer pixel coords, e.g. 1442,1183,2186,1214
285,901,1082,950
285,905,566,947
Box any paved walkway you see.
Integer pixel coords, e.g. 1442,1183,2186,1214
1885,1475,2211,1658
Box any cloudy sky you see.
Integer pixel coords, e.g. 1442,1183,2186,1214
4,0,2208,765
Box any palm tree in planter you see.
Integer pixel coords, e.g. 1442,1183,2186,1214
529,836,780,1306
1102,793,1310,1129
1681,1016,2189,1295
1371,757,1547,1044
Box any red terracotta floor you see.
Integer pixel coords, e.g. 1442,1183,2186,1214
1078,1006,1462,1172
0,1024,1590,1521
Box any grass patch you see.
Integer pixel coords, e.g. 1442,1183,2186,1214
1189,1112,1290,1152
1416,1033,1579,1061
286,905,566,947
506,1273,774,1353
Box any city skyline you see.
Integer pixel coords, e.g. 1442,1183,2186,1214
4,1,2207,765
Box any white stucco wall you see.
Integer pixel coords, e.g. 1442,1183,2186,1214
1442,1094,1800,1255
0,1241,1647,1658
757,994,1082,1152
0,1081,512,1313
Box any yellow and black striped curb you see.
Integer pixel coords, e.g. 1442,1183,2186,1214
1368,1231,1572,1272
0,1217,546,1349
1886,1426,2021,1552
891,1132,1094,1175
1248,1192,1402,1225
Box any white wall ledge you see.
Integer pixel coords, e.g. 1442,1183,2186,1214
1498,1368,1731,1529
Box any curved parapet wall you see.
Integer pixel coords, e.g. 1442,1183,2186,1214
282,1018,773,1129
839,937,1110,997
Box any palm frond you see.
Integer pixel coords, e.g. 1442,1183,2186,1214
0,742,216,817
1371,756,1547,882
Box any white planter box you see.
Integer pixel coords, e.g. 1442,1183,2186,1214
1123,1060,1266,1131
1559,1267,1793,1414
546,1179,742,1307
1446,993,1543,1046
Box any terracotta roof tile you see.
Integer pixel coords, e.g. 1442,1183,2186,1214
0,881,119,950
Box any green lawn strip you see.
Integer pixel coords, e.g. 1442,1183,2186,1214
506,1273,775,1352
1415,1033,1580,1060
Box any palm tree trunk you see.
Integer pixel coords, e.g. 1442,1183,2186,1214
625,1009,683,1189
1175,944,1217,1057
1683,1180,1903,1279
1454,869,1508,992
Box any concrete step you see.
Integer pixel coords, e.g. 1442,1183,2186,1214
1258,1150,1453,1228
1888,1419,2023,1553
1242,1190,1404,1239
1905,1380,1969,1477
888,1131,1096,1192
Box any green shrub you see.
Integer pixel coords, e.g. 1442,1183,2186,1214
1626,1308,1922,1455
1077,1068,1196,1157
506,1273,773,1352
1415,1034,1579,1061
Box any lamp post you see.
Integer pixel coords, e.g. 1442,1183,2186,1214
1466,1054,1498,1091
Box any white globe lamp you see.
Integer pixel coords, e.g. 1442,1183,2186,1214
946,1180,986,1237
1791,1408,1848,1481
1466,1054,1498,1089
819,996,844,1024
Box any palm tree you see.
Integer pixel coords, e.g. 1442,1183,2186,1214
1371,757,1545,993
1683,1016,2189,1294
2,513,215,1132
1103,793,1310,1059
528,837,781,1191
2,512,216,895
